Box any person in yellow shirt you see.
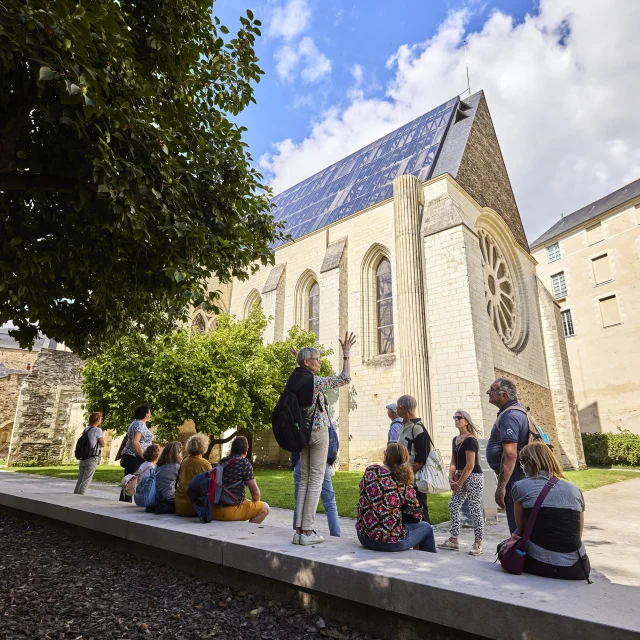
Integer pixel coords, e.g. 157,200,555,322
175,433,211,516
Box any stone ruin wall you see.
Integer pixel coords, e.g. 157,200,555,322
8,349,84,465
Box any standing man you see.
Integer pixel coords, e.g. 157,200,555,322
485,378,529,533
396,395,432,523
74,412,105,495
386,403,403,444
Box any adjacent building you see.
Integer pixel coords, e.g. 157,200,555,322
198,91,585,469
531,178,640,435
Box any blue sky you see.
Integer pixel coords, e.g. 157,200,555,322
213,0,640,242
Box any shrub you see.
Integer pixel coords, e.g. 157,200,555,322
582,433,640,466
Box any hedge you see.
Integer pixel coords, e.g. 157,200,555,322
581,433,640,467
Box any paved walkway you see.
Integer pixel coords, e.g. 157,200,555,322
2,470,639,586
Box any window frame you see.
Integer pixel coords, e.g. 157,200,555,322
551,271,567,299
598,294,622,328
375,258,394,355
307,281,320,338
591,253,613,286
547,242,561,263
560,309,575,337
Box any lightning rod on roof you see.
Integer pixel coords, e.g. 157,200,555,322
463,40,471,97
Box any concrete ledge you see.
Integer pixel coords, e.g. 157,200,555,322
1,474,639,640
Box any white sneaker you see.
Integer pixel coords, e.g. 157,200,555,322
299,532,324,545
292,533,301,545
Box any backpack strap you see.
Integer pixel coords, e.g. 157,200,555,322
520,476,558,544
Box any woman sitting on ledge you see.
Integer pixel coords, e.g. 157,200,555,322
175,433,211,517
512,441,590,581
356,443,436,553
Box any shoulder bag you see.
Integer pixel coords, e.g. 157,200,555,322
497,476,558,575
412,423,450,494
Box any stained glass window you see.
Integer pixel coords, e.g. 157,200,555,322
308,282,320,337
270,98,459,244
376,259,394,354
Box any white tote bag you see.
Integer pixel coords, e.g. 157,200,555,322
415,447,450,494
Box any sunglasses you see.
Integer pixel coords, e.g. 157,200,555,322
453,415,464,421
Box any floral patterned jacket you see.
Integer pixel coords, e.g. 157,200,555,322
301,371,350,431
356,464,423,543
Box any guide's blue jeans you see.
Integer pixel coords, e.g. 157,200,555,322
293,459,340,536
358,522,437,553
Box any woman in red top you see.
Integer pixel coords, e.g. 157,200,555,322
356,443,437,553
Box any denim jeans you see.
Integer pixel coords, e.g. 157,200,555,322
358,522,437,553
293,458,340,536
504,465,524,534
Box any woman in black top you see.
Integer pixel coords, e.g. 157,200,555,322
438,410,485,555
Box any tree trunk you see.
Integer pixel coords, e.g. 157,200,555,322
204,430,240,460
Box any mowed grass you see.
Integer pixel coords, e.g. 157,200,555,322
5,465,639,526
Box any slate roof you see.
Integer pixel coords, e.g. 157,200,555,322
530,177,640,249
0,330,52,351
270,93,483,244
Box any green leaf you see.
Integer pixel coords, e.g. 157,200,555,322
38,66,57,81
16,151,28,159
247,9,254,20
220,25,229,34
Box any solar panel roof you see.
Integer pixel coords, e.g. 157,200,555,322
270,96,459,244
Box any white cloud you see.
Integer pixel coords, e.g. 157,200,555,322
260,0,640,241
269,0,311,40
274,36,332,83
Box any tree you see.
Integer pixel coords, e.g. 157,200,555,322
0,1,281,355
81,308,333,454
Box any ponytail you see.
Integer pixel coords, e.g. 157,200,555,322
383,443,414,486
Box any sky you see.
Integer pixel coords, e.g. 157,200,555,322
214,0,640,243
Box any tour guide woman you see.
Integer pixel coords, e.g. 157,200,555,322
288,331,356,546
119,403,154,502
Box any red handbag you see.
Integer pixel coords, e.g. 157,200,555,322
497,476,558,575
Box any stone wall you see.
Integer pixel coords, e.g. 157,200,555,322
0,347,38,371
455,94,529,252
8,349,83,465
494,368,558,445
0,372,29,457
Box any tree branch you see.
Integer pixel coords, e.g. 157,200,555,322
0,172,79,192
204,429,240,459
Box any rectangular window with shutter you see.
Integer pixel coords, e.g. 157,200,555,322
592,254,613,285
561,310,575,337
547,243,561,263
551,272,567,299
587,223,604,245
599,295,621,327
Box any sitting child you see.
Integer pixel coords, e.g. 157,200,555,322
133,444,161,507
153,441,183,514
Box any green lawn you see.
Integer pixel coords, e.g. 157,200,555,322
4,464,639,526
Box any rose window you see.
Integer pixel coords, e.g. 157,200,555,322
478,229,517,344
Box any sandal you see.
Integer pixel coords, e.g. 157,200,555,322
469,541,483,556
438,538,459,551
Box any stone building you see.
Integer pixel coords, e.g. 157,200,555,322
0,330,85,464
531,178,640,435
199,90,585,470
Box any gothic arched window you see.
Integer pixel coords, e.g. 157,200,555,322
308,282,320,337
376,258,394,354
191,313,206,334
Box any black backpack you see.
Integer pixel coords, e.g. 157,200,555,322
272,381,319,453
74,426,99,461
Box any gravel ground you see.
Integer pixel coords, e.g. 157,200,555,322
0,513,382,640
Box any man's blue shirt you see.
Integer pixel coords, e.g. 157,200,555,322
485,400,529,471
